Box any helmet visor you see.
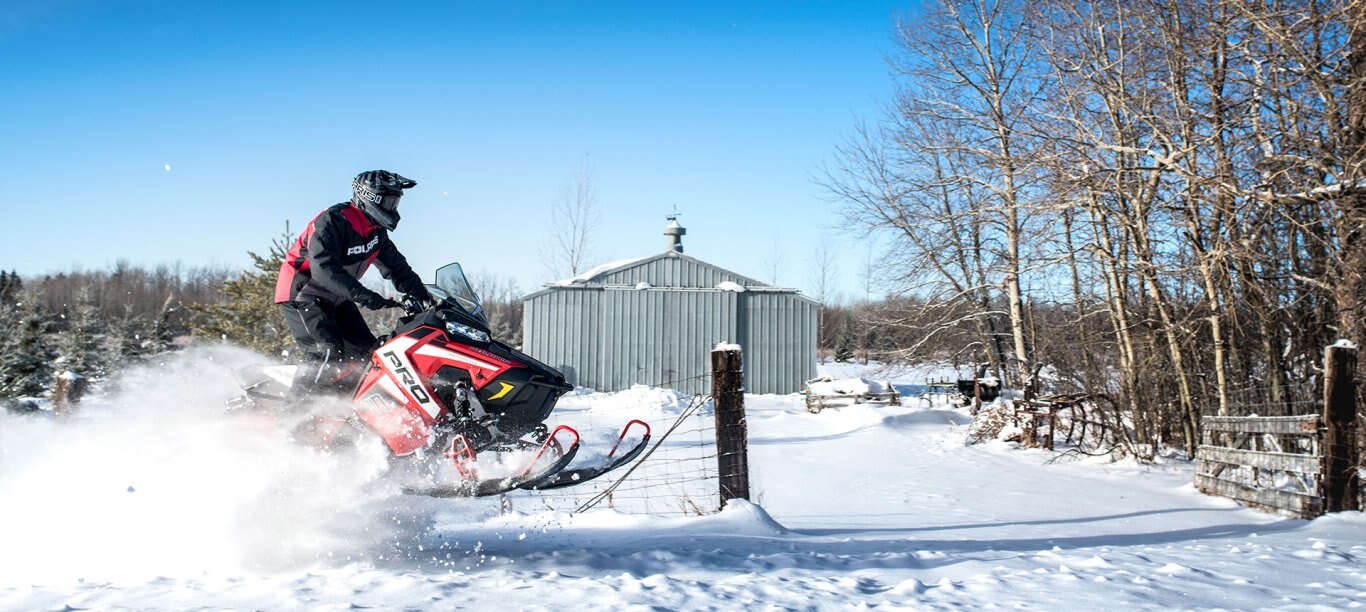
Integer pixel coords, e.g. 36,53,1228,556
379,193,402,212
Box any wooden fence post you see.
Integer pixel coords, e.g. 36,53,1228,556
970,356,982,415
712,345,750,505
1323,341,1360,512
52,371,88,418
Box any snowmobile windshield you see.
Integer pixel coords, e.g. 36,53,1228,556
431,263,488,326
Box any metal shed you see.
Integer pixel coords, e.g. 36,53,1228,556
521,221,818,395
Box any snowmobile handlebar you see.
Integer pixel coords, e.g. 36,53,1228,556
400,294,430,316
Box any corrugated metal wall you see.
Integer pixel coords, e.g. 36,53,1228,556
598,289,737,395
521,254,816,395
522,288,601,386
739,292,819,394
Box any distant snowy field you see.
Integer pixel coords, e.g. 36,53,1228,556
1,348,1362,610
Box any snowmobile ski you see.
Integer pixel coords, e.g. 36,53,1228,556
522,420,652,490
402,425,581,498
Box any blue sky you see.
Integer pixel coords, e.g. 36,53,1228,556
0,0,912,300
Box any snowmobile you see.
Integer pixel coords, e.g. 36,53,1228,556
228,262,650,497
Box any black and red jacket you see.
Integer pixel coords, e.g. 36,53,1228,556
275,202,425,305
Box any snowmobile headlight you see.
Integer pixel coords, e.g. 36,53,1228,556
445,321,490,343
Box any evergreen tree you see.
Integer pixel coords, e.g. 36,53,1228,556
189,230,295,357
834,323,855,363
0,298,17,395
54,287,107,379
104,303,149,364
0,291,55,398
146,294,179,355
0,271,20,303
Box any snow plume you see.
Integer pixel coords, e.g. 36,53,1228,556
0,345,433,583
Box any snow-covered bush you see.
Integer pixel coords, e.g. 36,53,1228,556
964,399,1022,444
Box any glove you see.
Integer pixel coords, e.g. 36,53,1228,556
409,286,436,309
401,294,429,314
398,287,435,313
357,292,401,311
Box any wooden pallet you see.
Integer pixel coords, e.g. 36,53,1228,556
804,390,901,413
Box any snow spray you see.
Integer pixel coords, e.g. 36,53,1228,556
0,345,471,583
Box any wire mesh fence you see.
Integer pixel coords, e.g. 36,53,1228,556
1222,378,1320,417
519,384,725,517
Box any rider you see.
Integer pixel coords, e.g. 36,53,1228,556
274,169,434,402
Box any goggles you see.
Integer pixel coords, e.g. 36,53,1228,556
379,193,403,212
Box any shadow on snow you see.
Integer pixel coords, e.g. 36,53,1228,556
354,503,1306,575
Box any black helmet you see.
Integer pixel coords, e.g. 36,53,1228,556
352,170,417,230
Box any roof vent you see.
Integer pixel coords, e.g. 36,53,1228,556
663,214,686,253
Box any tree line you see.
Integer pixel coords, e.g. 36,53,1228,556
0,264,230,402
0,241,529,407
819,0,1364,458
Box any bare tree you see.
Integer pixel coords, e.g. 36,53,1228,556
807,238,841,352
821,0,1050,385
1234,0,1366,404
540,159,601,281
833,0,1363,457
904,0,1052,387
760,240,786,286
469,270,525,344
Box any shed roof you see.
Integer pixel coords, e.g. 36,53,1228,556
524,251,807,301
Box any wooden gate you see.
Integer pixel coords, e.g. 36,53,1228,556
1194,342,1359,518
1195,415,1323,518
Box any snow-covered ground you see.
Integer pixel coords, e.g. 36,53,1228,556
1,348,1362,609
